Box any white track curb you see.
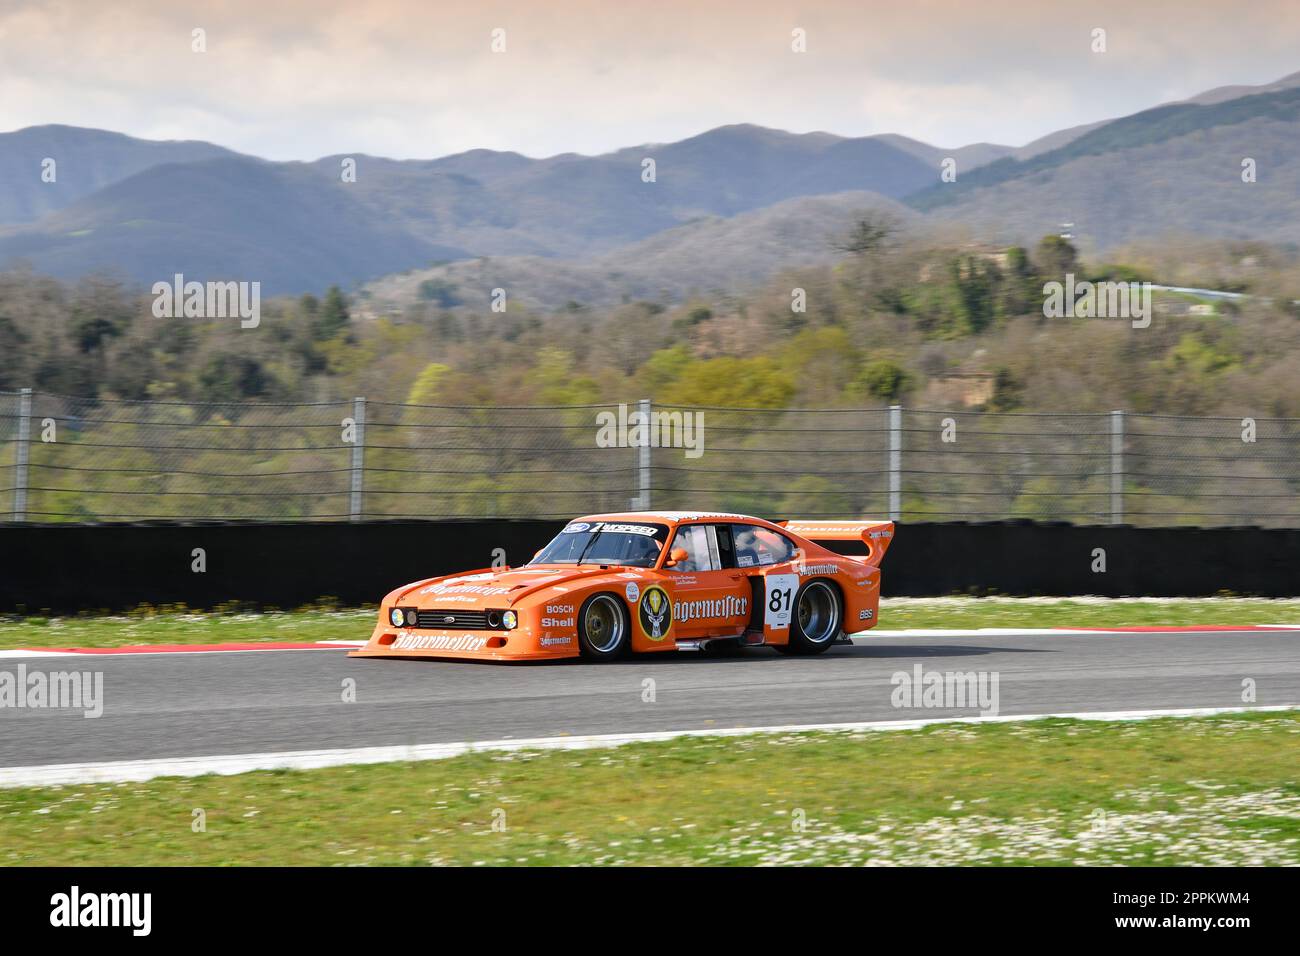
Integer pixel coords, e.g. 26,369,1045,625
1,704,1295,789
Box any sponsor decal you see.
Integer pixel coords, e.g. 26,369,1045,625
795,562,839,576
393,634,488,652
545,604,574,614
539,635,572,647
859,608,875,621
790,523,893,539
738,555,755,567
595,521,659,536
563,520,659,537
674,594,748,624
542,617,575,628
420,583,511,596
625,582,640,603
637,585,672,641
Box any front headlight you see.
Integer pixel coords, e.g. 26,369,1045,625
502,610,518,630
389,607,404,627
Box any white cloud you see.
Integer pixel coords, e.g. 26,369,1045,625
0,0,1296,159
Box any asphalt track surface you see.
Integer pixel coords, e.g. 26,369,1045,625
3,628,1298,769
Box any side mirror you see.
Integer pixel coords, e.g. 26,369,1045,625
665,546,690,567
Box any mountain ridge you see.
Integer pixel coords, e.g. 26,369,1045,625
2,70,1299,295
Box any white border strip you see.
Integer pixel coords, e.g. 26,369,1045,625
5,629,1294,660
1,704,1295,789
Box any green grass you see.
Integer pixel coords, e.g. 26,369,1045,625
2,598,1297,650
0,606,375,649
879,597,1300,630
2,713,1296,866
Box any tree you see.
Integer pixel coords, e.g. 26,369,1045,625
987,368,1024,411
1005,246,1031,277
405,362,451,405
71,315,121,353
417,279,462,309
197,353,270,402
1034,235,1078,278
0,317,27,389
856,359,912,402
313,286,351,341
836,212,899,256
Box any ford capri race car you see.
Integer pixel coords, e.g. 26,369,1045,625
350,512,893,663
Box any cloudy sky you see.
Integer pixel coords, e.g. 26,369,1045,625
1,0,1297,160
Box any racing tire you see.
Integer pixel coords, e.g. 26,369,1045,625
775,579,843,656
577,592,631,661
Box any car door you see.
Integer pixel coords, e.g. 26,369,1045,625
730,523,802,637
661,523,750,640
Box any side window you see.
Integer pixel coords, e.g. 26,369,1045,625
732,524,796,567
666,525,718,573
715,524,736,569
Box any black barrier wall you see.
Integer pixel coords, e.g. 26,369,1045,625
1,520,1298,613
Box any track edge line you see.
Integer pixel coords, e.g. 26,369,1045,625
2,704,1297,789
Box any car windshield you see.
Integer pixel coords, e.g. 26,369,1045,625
530,520,668,568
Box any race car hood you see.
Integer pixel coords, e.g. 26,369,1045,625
394,565,632,609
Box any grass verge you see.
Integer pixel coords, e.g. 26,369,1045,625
879,596,1300,630
2,713,1297,865
2,598,1298,649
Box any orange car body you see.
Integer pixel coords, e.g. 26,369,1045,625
350,511,894,662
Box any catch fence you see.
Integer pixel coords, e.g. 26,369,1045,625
2,389,1296,527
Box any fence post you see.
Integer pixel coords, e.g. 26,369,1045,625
636,397,651,510
13,388,31,521
1110,409,1124,525
887,404,902,521
350,396,366,522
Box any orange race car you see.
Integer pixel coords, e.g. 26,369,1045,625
350,511,894,663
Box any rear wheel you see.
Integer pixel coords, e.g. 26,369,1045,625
776,580,842,656
577,593,630,661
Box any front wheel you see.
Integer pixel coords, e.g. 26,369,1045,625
577,593,631,661
775,580,842,656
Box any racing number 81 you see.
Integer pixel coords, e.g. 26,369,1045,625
764,574,799,629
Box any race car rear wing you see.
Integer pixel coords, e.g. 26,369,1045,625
777,520,895,567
